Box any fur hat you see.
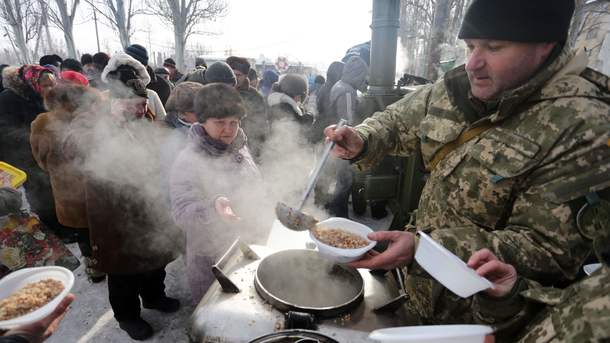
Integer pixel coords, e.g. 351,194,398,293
165,81,204,113
193,83,246,122
204,62,236,86
458,0,575,43
226,56,250,75
125,44,149,66
102,52,150,98
278,73,308,98
164,58,177,68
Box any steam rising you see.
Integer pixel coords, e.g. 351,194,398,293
56,81,331,257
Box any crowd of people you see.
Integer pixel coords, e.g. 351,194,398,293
1,0,609,342
0,37,358,340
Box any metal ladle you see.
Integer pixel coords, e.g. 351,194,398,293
276,119,347,231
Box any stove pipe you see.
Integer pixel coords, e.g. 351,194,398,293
368,0,400,96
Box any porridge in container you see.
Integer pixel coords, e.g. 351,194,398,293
0,279,64,320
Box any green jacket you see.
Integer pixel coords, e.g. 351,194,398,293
353,48,610,323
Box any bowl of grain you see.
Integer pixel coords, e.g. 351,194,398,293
0,266,74,329
310,217,377,263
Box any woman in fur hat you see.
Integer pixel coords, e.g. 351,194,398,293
170,83,270,303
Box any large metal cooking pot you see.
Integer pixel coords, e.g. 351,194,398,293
254,249,364,318
249,329,339,343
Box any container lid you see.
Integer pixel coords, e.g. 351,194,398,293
0,162,27,188
250,329,339,343
254,249,363,318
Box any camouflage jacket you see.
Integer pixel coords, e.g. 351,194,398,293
473,266,610,342
354,48,610,322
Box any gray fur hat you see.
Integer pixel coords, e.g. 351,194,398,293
165,81,204,113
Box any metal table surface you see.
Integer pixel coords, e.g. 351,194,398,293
189,220,412,342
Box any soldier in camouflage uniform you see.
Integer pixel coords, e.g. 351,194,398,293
468,197,610,342
325,0,610,324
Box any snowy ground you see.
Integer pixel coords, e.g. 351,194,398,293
47,206,393,342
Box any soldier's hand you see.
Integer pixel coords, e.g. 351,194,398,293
324,124,364,160
349,231,415,269
467,249,517,298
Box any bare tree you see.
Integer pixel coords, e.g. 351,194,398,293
1,0,40,63
399,0,470,79
147,0,227,70
46,0,80,58
426,0,452,80
86,0,142,48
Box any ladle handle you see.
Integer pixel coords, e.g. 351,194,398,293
297,119,347,211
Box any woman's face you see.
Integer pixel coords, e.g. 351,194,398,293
39,73,56,98
201,115,240,145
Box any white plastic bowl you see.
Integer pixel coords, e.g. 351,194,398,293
309,217,377,263
369,325,493,343
415,231,492,298
0,266,75,329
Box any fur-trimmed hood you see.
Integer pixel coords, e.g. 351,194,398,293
267,91,303,117
1,66,32,99
101,52,151,86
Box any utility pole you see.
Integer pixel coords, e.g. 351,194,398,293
92,4,101,52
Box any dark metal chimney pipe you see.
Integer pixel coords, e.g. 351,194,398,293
368,0,400,96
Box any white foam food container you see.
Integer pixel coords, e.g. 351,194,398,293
0,266,74,329
415,231,492,298
583,263,602,276
310,217,377,263
369,325,493,343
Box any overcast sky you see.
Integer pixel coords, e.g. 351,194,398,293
66,0,373,71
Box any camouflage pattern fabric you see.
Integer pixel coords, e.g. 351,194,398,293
474,200,610,342
473,267,610,343
353,47,610,323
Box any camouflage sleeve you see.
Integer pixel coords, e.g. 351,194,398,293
473,278,544,336
352,85,432,171
427,114,610,284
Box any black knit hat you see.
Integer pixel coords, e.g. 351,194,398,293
458,0,575,43
125,44,149,66
203,62,237,86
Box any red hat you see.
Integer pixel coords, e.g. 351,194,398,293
60,70,89,86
